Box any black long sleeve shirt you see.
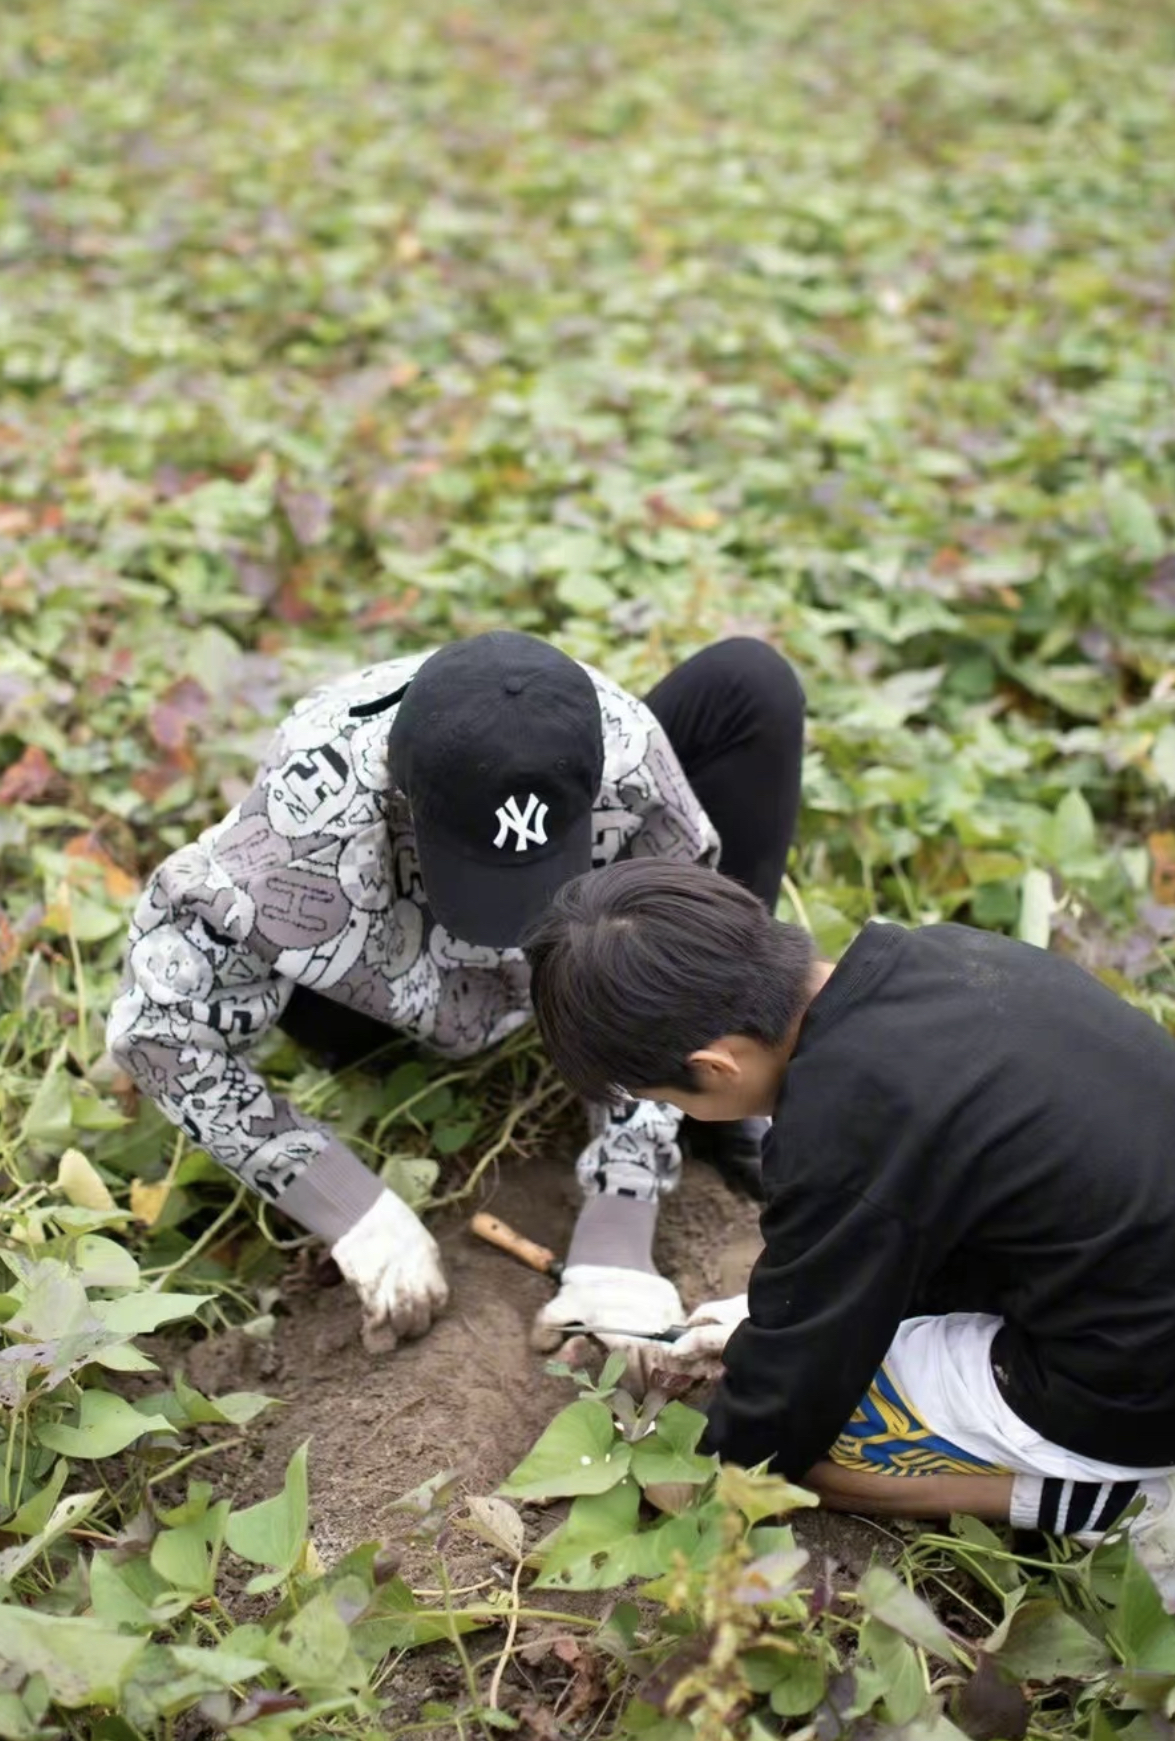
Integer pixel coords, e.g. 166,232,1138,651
703,922,1175,1479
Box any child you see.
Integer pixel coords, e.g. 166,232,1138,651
107,633,803,1357
523,859,1175,1604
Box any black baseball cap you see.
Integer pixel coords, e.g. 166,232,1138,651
388,632,604,948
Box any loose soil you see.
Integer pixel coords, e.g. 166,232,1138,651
174,1151,886,1725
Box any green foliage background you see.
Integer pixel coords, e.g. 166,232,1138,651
4,0,1174,984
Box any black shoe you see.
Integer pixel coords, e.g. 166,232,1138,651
680,1116,769,1202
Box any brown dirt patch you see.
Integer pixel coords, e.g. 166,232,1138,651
183,1154,766,1565
171,1152,880,1725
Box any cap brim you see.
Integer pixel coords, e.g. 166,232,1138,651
415,809,594,949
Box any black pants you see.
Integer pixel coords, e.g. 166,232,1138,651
645,636,804,911
280,638,804,1063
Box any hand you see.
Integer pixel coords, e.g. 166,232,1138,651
620,1294,749,1393
331,1191,449,1353
531,1264,685,1392
668,1293,748,1364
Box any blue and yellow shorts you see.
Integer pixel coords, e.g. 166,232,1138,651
829,1363,1006,1478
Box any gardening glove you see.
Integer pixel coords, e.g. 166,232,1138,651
531,1264,685,1393
331,1191,449,1354
621,1294,749,1394
666,1294,748,1367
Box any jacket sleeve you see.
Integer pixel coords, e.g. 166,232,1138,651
701,1183,918,1478
106,832,384,1248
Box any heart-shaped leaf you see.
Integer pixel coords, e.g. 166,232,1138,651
500,1400,631,1501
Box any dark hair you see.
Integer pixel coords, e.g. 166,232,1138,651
523,860,815,1102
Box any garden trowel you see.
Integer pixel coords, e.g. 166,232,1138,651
469,1211,690,1343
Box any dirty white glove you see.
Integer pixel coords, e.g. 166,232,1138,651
532,1264,684,1392
669,1294,748,1364
331,1192,449,1353
622,1293,749,1394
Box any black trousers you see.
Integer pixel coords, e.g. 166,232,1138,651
279,638,804,1062
645,636,804,911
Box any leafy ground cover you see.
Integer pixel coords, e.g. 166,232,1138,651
2,0,1175,1733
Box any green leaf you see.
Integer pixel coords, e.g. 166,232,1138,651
225,1439,310,1591
20,1067,74,1148
0,1489,101,1582
379,1154,440,1207
90,1719,144,1741
168,1642,270,1684
351,1574,492,1655
6,1263,91,1340
598,1350,629,1394
89,1553,169,1629
263,1579,370,1696
0,1679,51,1741
5,1459,69,1535
38,1390,176,1458
1114,1548,1175,1672
858,1565,959,1661
862,1617,927,1724
150,1502,229,1594
0,1607,146,1707
988,1597,1111,1681
769,1652,828,1717
1017,868,1054,949
1104,477,1165,560
630,1402,716,1489
947,1514,1023,1596
1152,725,1175,798
432,1118,477,1155
91,1342,159,1374
534,1479,708,1590
556,571,616,616
715,1463,820,1526
90,1291,211,1335
165,1371,277,1427
499,1399,631,1500
74,1234,140,1290
1051,789,1098,870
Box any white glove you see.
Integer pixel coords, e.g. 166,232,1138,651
620,1294,749,1391
532,1264,685,1392
668,1294,748,1363
331,1192,449,1353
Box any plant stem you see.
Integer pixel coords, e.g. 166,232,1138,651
782,872,813,935
143,1185,246,1285
487,1555,525,1709
148,1436,245,1486
435,1559,485,1726
428,1078,571,1211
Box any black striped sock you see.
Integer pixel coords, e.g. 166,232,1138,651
1013,1477,1142,1536
1062,1481,1103,1534
1038,1478,1064,1532
1090,1480,1141,1533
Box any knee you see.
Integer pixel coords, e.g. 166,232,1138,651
701,637,805,735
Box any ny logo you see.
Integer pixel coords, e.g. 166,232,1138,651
494,792,549,852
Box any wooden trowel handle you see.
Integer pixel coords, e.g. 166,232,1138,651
470,1212,564,1282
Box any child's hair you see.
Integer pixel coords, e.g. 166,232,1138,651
523,860,815,1102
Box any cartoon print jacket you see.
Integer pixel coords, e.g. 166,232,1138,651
107,652,721,1247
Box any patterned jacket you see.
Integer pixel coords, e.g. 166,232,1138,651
107,651,721,1246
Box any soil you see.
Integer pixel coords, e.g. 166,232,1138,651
172,1150,886,1726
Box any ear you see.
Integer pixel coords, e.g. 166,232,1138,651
687,1041,742,1086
